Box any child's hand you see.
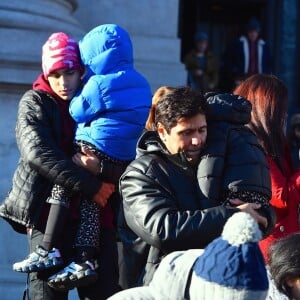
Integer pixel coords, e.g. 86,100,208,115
72,147,101,175
229,199,268,229
93,182,115,207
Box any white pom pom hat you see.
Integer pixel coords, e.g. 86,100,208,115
190,212,269,300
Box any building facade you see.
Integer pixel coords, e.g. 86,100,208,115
0,1,184,298
0,0,299,298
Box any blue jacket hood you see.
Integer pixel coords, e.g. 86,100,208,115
79,24,134,79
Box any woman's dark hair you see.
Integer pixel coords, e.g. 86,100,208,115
154,86,208,133
233,74,288,173
268,233,300,298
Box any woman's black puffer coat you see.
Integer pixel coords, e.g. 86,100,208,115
0,90,101,233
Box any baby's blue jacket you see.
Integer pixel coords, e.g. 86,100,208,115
70,24,152,160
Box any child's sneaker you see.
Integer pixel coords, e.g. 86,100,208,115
13,246,63,273
47,260,98,291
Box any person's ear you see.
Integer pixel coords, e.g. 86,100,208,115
81,66,88,80
157,122,167,141
286,277,296,288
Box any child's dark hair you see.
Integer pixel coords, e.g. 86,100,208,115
268,233,300,298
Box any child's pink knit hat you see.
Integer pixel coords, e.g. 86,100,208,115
42,32,83,79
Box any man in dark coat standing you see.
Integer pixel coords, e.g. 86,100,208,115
117,86,268,289
220,17,272,92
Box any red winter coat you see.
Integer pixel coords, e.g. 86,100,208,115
259,152,300,262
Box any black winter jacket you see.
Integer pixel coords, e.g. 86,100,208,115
0,90,101,234
198,93,272,206
118,131,239,288
197,93,275,238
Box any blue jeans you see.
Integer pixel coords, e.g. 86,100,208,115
27,224,120,300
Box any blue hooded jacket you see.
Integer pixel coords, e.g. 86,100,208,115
69,24,152,160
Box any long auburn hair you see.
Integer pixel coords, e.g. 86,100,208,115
233,74,288,172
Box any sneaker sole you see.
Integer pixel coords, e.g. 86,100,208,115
13,259,63,273
48,271,98,291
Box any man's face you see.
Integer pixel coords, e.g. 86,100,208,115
196,40,208,53
247,30,259,42
158,113,207,165
48,69,82,101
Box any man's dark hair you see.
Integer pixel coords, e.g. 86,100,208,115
154,86,207,133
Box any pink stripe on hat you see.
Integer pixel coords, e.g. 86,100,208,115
42,32,83,79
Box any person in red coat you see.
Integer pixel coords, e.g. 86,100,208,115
234,73,300,263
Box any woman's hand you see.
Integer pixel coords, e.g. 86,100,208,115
72,147,101,175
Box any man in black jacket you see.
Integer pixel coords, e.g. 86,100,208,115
117,86,268,289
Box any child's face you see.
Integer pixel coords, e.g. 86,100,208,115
48,69,82,101
287,277,300,300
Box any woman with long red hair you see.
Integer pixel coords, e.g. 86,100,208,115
234,73,300,262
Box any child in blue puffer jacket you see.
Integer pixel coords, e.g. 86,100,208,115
13,24,152,292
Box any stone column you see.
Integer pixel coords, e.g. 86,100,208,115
278,0,298,116
0,0,85,88
0,1,84,298
267,0,298,116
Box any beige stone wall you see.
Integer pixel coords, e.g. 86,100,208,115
74,0,186,92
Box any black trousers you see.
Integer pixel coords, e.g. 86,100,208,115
28,224,120,300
